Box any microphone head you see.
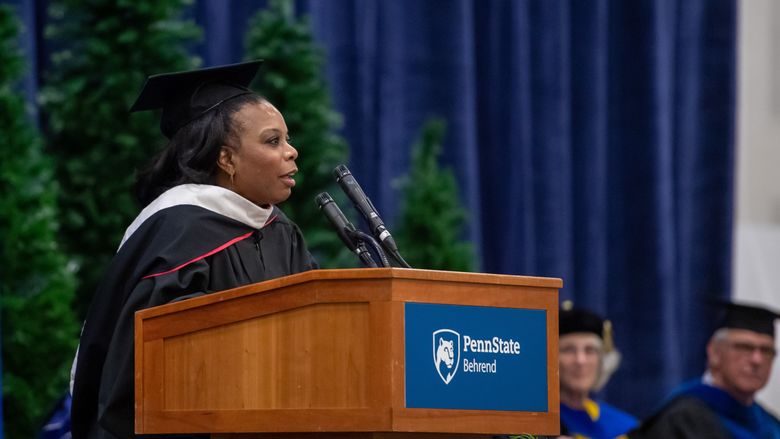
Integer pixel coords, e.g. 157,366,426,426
315,192,334,208
333,164,351,180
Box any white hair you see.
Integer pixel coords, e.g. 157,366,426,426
594,347,622,392
711,327,731,343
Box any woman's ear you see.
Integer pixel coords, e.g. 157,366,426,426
217,146,235,176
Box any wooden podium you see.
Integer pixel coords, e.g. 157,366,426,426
135,268,561,438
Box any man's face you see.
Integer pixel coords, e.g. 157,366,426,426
708,329,776,403
559,333,602,397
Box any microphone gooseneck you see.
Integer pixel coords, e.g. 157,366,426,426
333,165,411,268
347,228,391,268
315,192,378,267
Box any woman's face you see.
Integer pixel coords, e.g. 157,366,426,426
220,100,298,207
559,333,602,397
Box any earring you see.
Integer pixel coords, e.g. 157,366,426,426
230,171,235,187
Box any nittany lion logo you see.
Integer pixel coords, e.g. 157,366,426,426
432,329,460,384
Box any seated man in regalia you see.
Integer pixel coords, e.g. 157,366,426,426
630,301,780,439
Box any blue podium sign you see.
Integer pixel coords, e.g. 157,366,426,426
405,302,548,411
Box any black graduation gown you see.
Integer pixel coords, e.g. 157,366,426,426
628,396,731,439
71,201,317,439
629,379,780,439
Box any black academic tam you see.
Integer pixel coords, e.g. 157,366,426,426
129,60,263,139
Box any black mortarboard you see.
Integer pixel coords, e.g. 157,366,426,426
129,60,263,138
559,301,605,338
715,300,780,337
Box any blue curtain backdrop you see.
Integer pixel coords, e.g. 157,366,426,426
1,0,735,419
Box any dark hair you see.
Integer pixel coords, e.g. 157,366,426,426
135,93,264,206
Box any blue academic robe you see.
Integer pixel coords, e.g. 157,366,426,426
667,380,780,439
560,398,638,439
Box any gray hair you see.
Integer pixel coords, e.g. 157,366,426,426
711,328,731,343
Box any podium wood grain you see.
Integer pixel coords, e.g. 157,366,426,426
135,268,561,436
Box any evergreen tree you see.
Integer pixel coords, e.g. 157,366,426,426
394,119,475,271
40,0,200,317
0,6,79,438
244,0,352,267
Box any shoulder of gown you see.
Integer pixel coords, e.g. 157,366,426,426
627,395,731,439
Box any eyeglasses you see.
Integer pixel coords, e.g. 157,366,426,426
725,341,777,358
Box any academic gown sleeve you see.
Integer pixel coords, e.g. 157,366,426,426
97,265,211,438
73,206,316,439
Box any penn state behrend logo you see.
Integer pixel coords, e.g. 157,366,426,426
432,329,460,384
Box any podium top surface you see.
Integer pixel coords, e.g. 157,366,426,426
136,267,562,319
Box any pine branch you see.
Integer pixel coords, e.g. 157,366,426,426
0,6,79,438
394,119,475,271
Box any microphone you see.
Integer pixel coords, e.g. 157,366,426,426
315,192,378,267
333,165,410,268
